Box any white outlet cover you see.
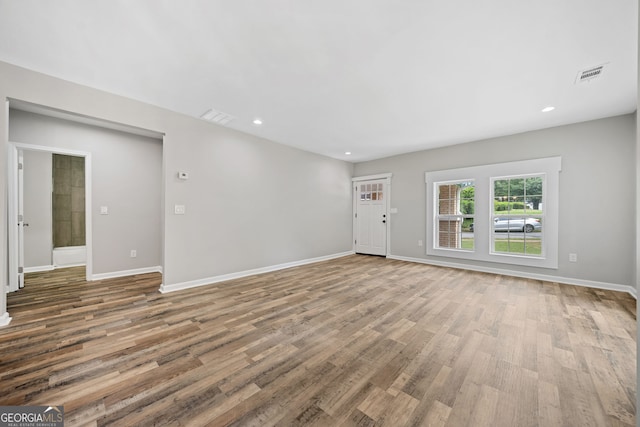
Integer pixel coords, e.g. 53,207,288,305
174,204,186,215
100,206,108,215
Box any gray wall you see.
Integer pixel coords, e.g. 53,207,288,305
635,8,639,418
23,150,52,269
10,110,163,275
354,114,636,288
159,111,354,284
0,61,354,301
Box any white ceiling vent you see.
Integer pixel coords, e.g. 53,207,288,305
575,64,606,84
200,108,236,125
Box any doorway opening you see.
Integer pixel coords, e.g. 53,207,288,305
8,143,92,291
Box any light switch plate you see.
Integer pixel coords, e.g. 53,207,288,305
100,206,108,215
174,205,186,215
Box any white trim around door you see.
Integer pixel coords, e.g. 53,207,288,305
8,142,93,286
352,173,392,256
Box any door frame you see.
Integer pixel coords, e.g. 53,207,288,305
8,142,92,290
352,173,392,256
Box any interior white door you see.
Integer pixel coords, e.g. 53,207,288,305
355,179,387,256
17,149,25,289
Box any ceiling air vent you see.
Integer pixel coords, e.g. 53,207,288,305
575,64,606,84
200,108,236,125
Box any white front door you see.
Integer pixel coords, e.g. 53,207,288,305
355,179,387,256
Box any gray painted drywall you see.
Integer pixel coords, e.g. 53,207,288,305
159,114,354,284
354,114,636,288
23,150,53,268
10,110,163,275
0,61,354,296
634,8,640,427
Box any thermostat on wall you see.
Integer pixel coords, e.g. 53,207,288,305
178,171,189,180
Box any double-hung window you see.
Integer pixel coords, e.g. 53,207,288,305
435,180,474,251
426,157,560,269
491,175,544,257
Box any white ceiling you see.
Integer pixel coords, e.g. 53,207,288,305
0,1,637,162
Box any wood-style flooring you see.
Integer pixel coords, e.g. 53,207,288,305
0,255,636,426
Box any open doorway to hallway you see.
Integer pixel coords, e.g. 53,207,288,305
22,151,89,277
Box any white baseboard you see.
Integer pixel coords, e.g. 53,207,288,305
91,266,163,281
56,263,87,268
24,265,55,273
0,312,12,327
160,251,355,293
388,255,637,299
53,245,86,267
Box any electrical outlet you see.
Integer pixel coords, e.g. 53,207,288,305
130,250,137,258
569,253,577,262
418,239,423,247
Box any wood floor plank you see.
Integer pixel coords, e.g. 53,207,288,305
0,256,635,426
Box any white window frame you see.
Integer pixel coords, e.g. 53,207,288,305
490,173,546,259
426,157,561,269
434,179,475,252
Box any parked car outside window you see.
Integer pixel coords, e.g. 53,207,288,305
469,217,541,233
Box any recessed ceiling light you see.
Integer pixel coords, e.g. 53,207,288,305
541,106,555,113
345,151,352,155
252,118,263,125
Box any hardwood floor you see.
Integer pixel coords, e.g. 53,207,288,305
0,255,636,426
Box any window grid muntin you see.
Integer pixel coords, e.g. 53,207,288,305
490,174,545,258
360,183,384,201
435,180,474,251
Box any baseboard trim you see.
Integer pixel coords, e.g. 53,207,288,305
160,251,355,294
0,312,12,327
387,255,637,299
24,265,55,273
55,263,86,268
53,245,87,268
91,266,163,281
